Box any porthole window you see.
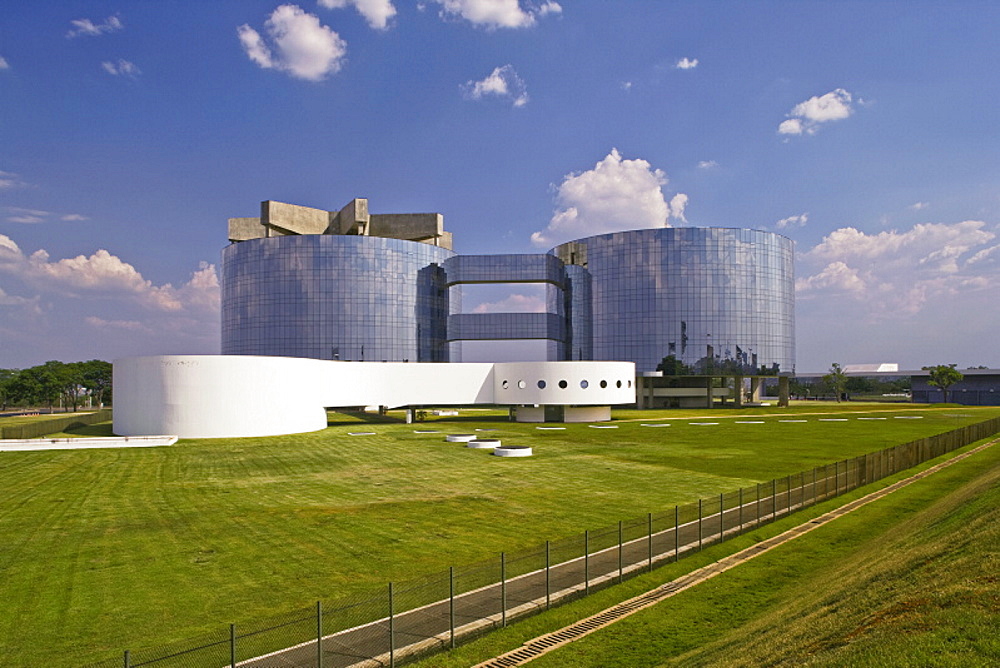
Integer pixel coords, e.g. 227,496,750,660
616,380,622,388
580,380,589,389
537,380,546,389
558,380,568,389
628,380,632,388
502,380,509,389
518,380,526,389
600,380,608,389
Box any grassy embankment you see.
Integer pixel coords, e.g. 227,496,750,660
0,403,996,665
412,426,1000,667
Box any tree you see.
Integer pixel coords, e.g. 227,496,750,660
823,363,848,402
0,369,17,411
656,354,691,375
922,364,964,403
81,360,113,407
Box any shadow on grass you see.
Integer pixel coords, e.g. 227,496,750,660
64,423,116,437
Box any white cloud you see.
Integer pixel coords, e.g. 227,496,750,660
67,15,123,38
5,207,88,224
0,234,219,313
0,56,9,70
697,160,718,169
621,81,633,92
775,213,808,230
432,0,558,29
238,5,347,81
101,60,141,77
796,220,998,316
675,57,698,70
669,193,689,223
472,293,547,313
0,170,29,190
463,64,528,107
0,286,40,314
909,201,929,211
84,316,149,332
531,149,675,247
319,0,397,30
779,88,854,136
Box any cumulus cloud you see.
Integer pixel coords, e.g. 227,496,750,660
472,293,547,313
0,56,9,70
675,57,698,70
779,88,854,136
67,15,123,38
669,193,689,223
0,286,41,314
776,213,808,230
432,0,560,29
238,5,347,81
101,59,141,77
319,0,397,30
0,234,219,313
531,149,685,247
463,64,528,107
797,220,999,316
0,170,29,190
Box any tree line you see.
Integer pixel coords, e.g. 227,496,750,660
0,360,112,413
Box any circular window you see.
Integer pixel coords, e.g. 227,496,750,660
518,380,526,389
616,380,622,388
537,380,546,389
600,380,608,389
558,380,568,389
502,380,509,389
580,380,589,389
628,379,633,388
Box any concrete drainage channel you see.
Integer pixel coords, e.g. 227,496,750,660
445,434,533,457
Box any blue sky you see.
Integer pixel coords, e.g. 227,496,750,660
2,1,999,372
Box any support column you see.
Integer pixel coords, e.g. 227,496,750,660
778,376,790,407
750,377,762,402
734,375,744,408
706,376,715,409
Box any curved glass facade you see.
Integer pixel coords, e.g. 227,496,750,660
552,228,795,374
222,235,455,362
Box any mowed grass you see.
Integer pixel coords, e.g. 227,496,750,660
514,430,1000,667
0,404,996,665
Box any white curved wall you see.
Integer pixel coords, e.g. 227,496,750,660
114,356,635,439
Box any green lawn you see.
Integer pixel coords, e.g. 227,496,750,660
0,404,996,665
511,429,1000,667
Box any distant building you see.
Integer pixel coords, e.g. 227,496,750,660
911,368,1000,406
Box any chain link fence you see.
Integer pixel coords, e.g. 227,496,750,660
82,415,1000,668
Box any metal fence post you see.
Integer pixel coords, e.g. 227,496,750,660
835,461,840,496
812,467,817,506
771,479,777,520
230,623,236,668
316,601,323,668
756,483,761,526
388,582,394,668
618,520,624,582
123,650,130,668
674,506,679,561
698,498,703,550
449,566,455,649
786,474,791,513
584,530,590,595
501,552,507,627
738,488,743,534
545,541,551,610
719,493,724,542
647,512,653,571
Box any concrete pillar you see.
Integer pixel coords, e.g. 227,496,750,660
778,376,790,407
405,408,414,424
706,376,715,409
750,377,762,402
734,375,744,408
